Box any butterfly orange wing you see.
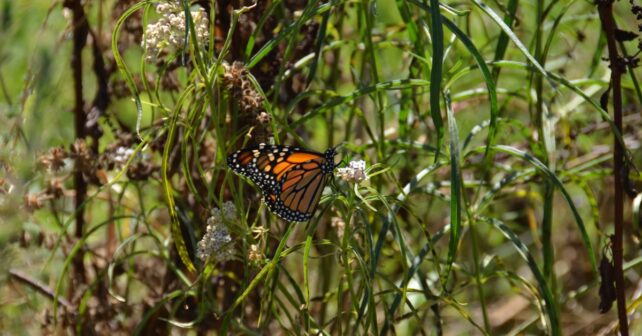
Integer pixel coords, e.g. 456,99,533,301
227,144,336,221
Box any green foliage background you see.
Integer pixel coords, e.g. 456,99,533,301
1,0,642,334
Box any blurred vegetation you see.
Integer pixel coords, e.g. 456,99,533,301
1,0,642,335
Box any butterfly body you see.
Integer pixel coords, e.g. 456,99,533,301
227,144,336,222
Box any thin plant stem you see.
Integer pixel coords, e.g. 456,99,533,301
597,1,629,334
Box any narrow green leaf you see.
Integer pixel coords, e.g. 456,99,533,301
444,92,461,283
471,0,554,88
112,0,148,138
482,216,560,335
492,0,519,79
429,0,445,161
227,223,296,312
306,10,331,86
409,0,498,165
481,145,598,273
247,1,336,69
162,86,197,274
291,79,430,127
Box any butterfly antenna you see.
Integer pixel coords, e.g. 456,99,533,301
333,142,347,151
329,142,348,167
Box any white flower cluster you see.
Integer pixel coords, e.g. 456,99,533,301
196,201,237,262
336,160,368,183
113,147,136,169
142,1,209,63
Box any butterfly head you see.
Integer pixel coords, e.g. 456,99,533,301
322,147,338,173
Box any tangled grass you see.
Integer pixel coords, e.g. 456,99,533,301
2,0,642,334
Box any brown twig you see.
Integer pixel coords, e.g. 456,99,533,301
63,0,89,292
9,269,74,310
596,0,629,334
86,28,110,140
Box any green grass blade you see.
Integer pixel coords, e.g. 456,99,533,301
482,216,560,335
480,145,598,273
247,1,336,69
471,0,554,88
409,0,498,163
227,223,296,313
492,0,519,79
162,86,197,273
428,0,445,162
444,92,462,283
291,79,430,127
112,1,148,138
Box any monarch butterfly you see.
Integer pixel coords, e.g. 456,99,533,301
227,143,337,222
